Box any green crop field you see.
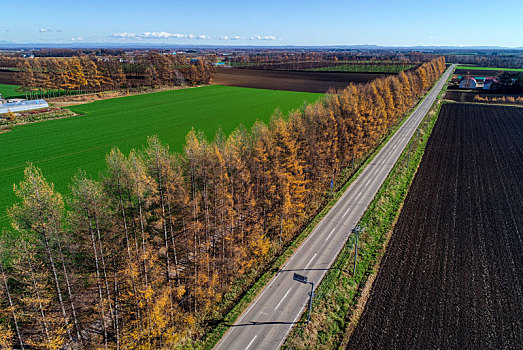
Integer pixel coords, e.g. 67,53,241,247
306,63,415,73
0,85,321,229
456,66,523,72
0,84,25,99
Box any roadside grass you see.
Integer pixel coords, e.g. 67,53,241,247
456,66,523,72
0,85,321,230
193,78,440,350
282,73,451,350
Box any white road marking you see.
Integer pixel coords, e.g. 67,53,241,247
245,335,257,350
304,253,317,269
275,287,292,310
325,227,336,241
217,66,454,350
365,179,371,187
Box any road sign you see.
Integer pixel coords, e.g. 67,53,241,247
293,273,307,284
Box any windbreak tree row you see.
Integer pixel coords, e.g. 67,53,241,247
0,52,215,100
0,57,446,349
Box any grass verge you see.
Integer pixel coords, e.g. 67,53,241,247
456,65,523,72
282,73,451,350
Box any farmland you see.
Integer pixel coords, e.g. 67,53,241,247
306,63,415,73
212,67,386,93
456,65,523,72
0,85,321,228
0,84,24,99
0,70,15,85
348,103,523,349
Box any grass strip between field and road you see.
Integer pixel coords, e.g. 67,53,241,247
456,65,523,72
194,75,447,350
283,72,452,350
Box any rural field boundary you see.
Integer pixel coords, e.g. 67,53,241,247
196,68,453,350
282,70,452,349
346,103,523,349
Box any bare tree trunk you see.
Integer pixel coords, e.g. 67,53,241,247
22,242,51,345
153,155,174,316
56,237,81,341
168,205,181,288
113,266,121,350
94,214,115,326
0,257,24,350
41,226,73,342
87,213,108,349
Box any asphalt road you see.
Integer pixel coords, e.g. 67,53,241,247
214,65,455,350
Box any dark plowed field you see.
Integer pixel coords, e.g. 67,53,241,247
0,70,15,85
444,90,523,103
454,68,505,76
348,103,523,350
211,67,387,93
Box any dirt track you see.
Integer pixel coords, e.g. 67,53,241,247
348,103,523,349
211,67,386,93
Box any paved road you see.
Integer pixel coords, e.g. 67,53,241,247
214,65,455,350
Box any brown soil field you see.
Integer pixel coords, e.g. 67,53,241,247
454,68,506,76
211,67,388,93
348,103,523,349
444,90,523,103
0,70,15,85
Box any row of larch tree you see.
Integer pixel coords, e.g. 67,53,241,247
0,57,446,349
0,52,215,100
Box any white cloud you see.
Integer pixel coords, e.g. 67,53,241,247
112,32,137,38
39,28,51,32
250,35,277,41
141,31,188,39
110,31,251,41
218,35,244,40
71,36,85,41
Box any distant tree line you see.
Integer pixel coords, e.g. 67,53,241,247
0,53,215,99
491,72,523,92
446,53,523,69
31,48,127,57
227,51,437,71
0,57,446,349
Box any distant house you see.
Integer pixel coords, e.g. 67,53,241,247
483,77,499,90
459,77,477,89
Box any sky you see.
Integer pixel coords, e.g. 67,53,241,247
0,0,522,47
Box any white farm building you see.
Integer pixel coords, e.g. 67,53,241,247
0,99,49,114
459,77,477,89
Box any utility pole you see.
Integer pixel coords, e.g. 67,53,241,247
307,281,314,324
406,140,412,168
293,273,315,324
352,226,365,275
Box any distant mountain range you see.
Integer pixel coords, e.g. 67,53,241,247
0,42,521,51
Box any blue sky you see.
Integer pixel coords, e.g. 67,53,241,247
1,0,522,47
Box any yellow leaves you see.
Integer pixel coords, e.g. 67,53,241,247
176,285,186,300
185,315,196,326
0,323,13,349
